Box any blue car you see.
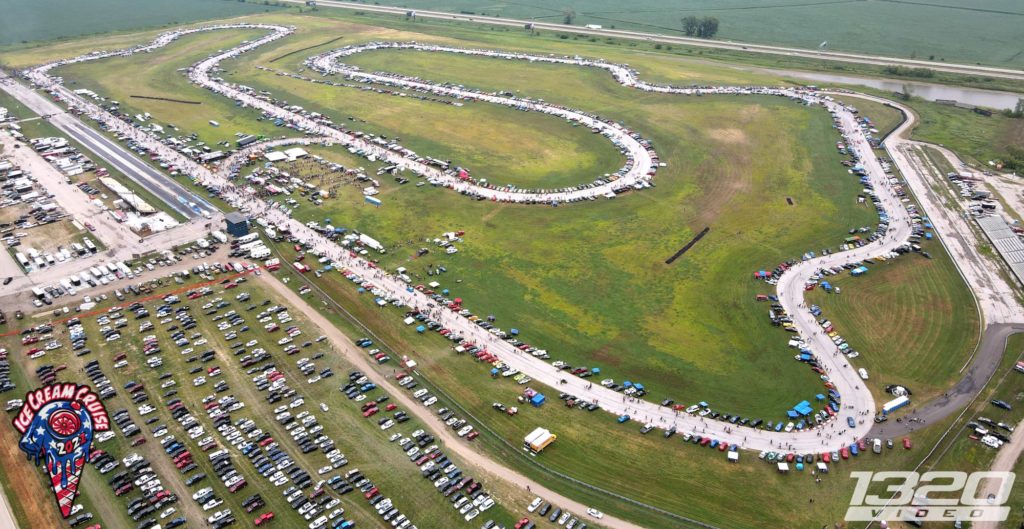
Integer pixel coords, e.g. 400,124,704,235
617,415,630,423
847,417,856,428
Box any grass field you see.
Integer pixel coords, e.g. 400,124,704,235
806,236,980,405
352,0,1024,68
0,0,281,46
266,246,974,529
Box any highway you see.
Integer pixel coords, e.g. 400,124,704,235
0,71,216,220
282,0,1024,82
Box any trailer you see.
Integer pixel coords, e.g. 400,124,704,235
249,246,271,260
210,230,228,244
882,395,910,415
523,427,556,454
235,233,259,245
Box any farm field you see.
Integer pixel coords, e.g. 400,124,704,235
360,0,1024,68
0,0,280,47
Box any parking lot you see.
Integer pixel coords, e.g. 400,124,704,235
0,263,543,529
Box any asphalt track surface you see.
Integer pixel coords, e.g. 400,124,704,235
281,0,1024,82
0,72,215,220
11,23,1022,455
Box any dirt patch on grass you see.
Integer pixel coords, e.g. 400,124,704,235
706,128,748,145
0,420,65,528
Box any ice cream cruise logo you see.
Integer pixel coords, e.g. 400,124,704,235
12,383,110,518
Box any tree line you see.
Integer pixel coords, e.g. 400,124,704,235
681,16,719,38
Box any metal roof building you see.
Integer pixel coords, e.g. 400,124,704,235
976,215,1024,286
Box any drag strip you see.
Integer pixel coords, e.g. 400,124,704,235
0,73,214,219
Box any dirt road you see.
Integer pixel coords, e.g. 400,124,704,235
0,481,18,529
973,417,1024,529
257,273,647,529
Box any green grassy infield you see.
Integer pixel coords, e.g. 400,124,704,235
806,230,980,406
342,0,1024,69
0,272,546,529
12,15,894,418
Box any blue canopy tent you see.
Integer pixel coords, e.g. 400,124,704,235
510,328,520,336
416,326,426,333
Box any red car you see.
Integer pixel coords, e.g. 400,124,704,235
515,518,530,529
466,431,480,441
903,437,912,450
254,512,275,526
362,408,379,418
385,403,397,412
85,222,96,232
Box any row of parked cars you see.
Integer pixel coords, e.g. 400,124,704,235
384,370,505,526
524,497,596,529
205,288,380,529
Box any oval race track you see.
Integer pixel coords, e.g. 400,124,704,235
20,23,928,453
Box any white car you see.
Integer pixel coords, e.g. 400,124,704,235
320,403,329,412
193,376,207,386
318,466,332,475
528,497,542,512
380,420,395,430
586,508,604,519
160,507,176,519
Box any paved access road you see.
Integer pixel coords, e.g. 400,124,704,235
282,0,1024,82
828,93,1024,438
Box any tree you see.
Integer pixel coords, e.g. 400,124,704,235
696,17,719,38
562,8,575,25
681,16,699,36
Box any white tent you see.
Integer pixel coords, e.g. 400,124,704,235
727,451,739,463
777,463,789,473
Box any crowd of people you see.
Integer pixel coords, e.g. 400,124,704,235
17,22,905,453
